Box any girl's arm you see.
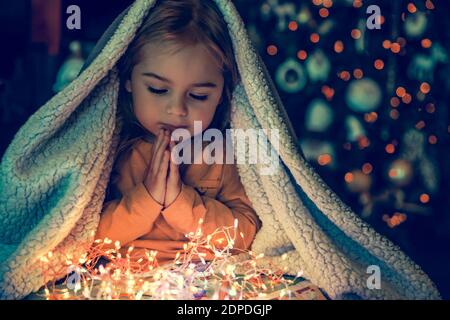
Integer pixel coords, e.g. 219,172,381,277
160,162,262,253
95,145,164,249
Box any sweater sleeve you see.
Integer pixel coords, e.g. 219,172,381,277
95,143,164,249
160,162,262,253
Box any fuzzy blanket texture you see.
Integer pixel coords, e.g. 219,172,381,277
0,0,441,299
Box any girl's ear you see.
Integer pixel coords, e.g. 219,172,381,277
125,79,132,93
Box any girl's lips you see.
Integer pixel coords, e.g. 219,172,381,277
159,123,188,132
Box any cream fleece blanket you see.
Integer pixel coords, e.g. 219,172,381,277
0,0,441,299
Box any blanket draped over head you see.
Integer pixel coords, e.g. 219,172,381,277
0,0,441,299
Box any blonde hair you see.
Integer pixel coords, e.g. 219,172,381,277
107,0,240,200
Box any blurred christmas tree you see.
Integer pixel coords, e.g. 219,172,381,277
234,0,450,295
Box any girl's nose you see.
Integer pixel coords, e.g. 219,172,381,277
166,97,188,117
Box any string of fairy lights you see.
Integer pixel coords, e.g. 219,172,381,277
34,219,304,300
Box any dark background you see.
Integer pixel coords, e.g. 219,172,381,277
1,0,449,298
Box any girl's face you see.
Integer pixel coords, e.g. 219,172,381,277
125,42,225,137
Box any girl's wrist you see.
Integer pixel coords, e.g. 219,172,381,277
143,182,164,206
164,183,183,208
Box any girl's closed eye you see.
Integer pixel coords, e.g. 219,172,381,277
147,86,166,95
147,86,209,101
190,93,209,101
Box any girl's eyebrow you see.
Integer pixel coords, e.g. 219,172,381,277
141,72,217,88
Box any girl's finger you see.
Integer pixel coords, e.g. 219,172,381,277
168,155,180,183
151,130,170,175
168,141,180,184
169,140,176,164
157,149,170,184
150,129,163,166
146,129,162,179
170,141,180,170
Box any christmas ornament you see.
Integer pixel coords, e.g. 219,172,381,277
387,159,414,187
305,49,331,82
297,4,312,25
317,20,335,35
407,43,448,82
247,24,263,52
345,169,372,193
404,11,428,38
53,41,85,92
400,129,439,193
345,115,366,142
346,78,382,112
355,19,366,53
260,0,297,32
275,58,307,93
305,99,334,132
299,139,336,170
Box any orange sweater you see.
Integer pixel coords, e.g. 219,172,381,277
95,137,262,265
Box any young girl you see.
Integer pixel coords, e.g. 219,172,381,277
94,0,262,265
